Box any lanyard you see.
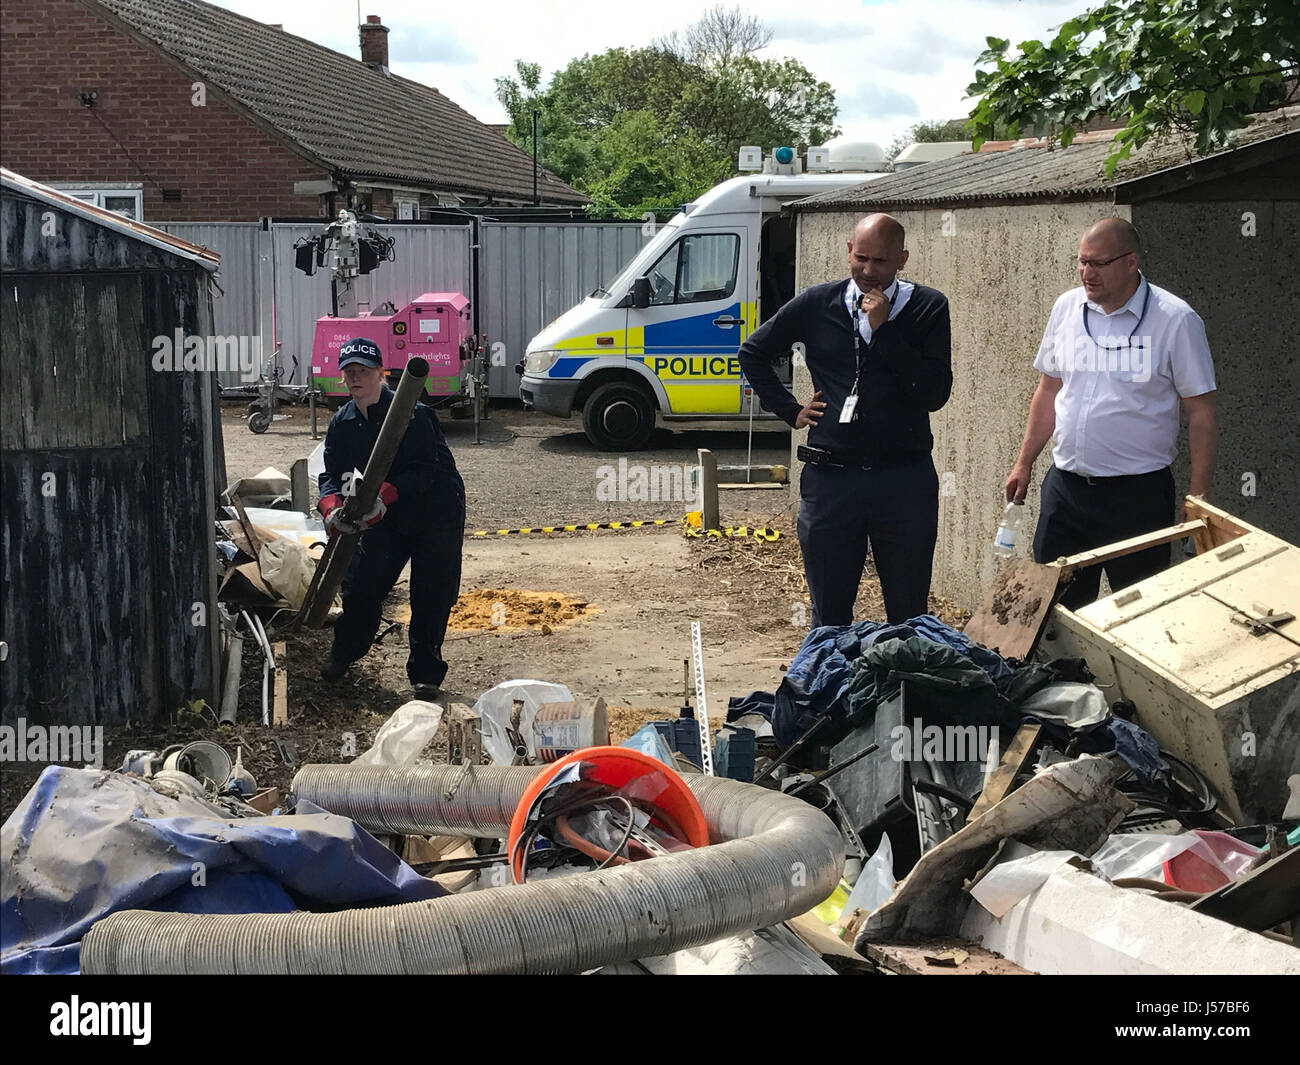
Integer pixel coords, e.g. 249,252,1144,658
848,283,894,397
1082,279,1151,350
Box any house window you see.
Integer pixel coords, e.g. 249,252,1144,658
396,200,418,221
57,187,144,220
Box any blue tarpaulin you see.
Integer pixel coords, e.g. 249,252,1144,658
1,766,447,975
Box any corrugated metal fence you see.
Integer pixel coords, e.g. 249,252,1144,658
157,220,648,394
479,221,645,394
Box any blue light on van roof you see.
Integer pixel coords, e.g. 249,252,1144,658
774,146,794,164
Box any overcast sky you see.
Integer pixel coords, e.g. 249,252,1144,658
213,0,1083,150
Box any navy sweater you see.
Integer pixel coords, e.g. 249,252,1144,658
739,279,952,466
319,387,460,505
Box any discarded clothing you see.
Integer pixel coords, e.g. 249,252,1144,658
773,615,1011,746
1,766,446,975
726,690,775,724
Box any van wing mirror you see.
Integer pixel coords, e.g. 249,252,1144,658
631,276,652,309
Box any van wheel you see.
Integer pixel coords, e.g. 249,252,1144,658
582,382,655,451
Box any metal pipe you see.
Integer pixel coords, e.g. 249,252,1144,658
298,358,429,627
80,764,843,975
218,633,244,725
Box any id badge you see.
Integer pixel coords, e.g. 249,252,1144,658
839,394,858,423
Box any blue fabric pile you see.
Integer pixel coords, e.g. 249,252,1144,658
757,615,1166,782
2,766,447,975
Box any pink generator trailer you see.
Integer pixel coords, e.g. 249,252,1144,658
311,292,474,406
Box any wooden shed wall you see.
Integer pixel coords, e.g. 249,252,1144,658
1,193,220,726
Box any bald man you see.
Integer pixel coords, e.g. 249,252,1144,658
1005,216,1218,608
739,213,952,626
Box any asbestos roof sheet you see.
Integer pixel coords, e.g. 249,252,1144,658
795,110,1300,210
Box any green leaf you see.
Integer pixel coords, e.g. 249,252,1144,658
1184,89,1206,114
1061,126,1077,148
985,36,1010,52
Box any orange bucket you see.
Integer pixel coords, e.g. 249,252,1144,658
508,745,709,882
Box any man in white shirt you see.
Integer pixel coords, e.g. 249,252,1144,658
1004,216,1218,609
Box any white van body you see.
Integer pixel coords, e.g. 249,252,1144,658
518,171,888,449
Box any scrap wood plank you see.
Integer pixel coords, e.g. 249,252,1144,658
1052,520,1206,575
272,641,287,726
446,703,481,763
1184,496,1254,551
967,724,1043,824
963,560,1063,660
784,911,871,966
862,941,1032,975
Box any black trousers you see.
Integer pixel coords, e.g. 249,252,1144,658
331,476,466,686
1033,464,1175,610
797,458,939,627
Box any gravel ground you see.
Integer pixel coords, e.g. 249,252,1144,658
220,398,798,531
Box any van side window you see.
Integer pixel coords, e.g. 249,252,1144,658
647,233,740,306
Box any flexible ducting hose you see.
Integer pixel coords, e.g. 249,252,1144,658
80,763,844,974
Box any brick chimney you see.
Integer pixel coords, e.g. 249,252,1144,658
359,15,389,73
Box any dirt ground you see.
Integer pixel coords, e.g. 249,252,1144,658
0,399,969,820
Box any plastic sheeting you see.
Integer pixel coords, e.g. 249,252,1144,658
472,679,574,765
352,700,445,767
1,767,446,975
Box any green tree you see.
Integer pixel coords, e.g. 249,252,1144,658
967,0,1299,176
492,7,840,216
885,116,1021,164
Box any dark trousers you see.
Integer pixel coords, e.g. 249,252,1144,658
797,458,939,627
1033,465,1175,610
332,476,465,686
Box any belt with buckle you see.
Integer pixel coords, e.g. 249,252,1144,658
797,445,919,472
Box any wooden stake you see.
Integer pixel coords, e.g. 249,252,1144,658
272,641,288,726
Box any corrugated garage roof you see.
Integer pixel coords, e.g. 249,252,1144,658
795,110,1300,211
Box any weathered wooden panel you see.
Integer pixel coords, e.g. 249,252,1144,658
1,447,161,725
2,273,151,451
142,270,218,715
0,289,27,450
1,269,219,723
0,196,187,273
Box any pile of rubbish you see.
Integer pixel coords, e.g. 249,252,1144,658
3,500,1296,975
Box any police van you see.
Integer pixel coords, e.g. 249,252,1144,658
518,146,887,450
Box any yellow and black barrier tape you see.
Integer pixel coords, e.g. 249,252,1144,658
470,516,781,541
683,524,781,541
472,519,677,537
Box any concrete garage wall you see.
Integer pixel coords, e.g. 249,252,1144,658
796,202,1118,609
1132,199,1300,547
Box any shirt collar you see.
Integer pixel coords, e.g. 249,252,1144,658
845,278,900,317
1084,273,1147,317
847,277,900,302
341,385,394,423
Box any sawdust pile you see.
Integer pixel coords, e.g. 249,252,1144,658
445,589,597,633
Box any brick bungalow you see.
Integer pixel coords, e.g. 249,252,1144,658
0,0,586,221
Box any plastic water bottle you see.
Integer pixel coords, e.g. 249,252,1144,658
993,501,1024,555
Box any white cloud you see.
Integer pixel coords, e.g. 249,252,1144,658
213,0,1085,148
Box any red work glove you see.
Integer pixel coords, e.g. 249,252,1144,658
319,493,344,525
362,481,398,526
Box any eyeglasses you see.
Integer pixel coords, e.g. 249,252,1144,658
1073,252,1135,269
